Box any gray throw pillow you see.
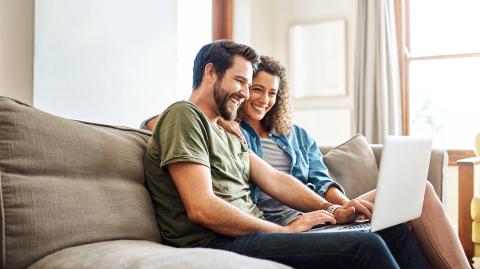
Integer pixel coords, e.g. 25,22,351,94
323,134,379,199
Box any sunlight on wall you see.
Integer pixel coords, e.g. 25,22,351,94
177,0,212,100
34,0,211,127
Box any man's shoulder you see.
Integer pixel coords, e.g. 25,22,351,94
158,101,208,125
163,101,202,117
152,101,209,139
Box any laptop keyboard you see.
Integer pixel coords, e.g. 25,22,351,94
339,222,370,230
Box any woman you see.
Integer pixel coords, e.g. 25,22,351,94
219,55,470,269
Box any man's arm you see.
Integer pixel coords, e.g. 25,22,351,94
301,132,374,221
168,162,335,236
249,152,331,212
249,153,374,223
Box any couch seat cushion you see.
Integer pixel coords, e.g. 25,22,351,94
28,240,292,269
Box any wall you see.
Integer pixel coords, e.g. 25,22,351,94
0,0,34,105
234,0,357,145
34,0,179,128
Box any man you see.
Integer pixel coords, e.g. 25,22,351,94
144,40,427,269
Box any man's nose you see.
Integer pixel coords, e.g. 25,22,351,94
240,86,249,100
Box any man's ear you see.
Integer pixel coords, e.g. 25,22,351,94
204,63,217,83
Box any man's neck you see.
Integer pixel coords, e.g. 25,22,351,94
189,88,220,123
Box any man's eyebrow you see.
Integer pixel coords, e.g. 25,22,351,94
235,75,251,85
234,75,247,82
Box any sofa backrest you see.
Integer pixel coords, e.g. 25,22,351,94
0,97,161,269
319,144,447,201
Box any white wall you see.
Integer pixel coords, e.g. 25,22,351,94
34,0,179,128
0,0,34,105
234,0,357,146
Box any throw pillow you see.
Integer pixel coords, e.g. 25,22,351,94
323,134,379,199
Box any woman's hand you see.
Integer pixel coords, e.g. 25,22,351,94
217,118,246,144
333,199,374,224
284,210,336,233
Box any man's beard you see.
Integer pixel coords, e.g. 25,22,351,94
213,80,238,121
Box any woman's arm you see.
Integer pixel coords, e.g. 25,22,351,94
303,131,373,219
304,132,346,197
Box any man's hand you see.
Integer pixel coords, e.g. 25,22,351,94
284,210,336,233
333,199,374,224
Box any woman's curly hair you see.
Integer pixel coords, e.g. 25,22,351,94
248,56,293,135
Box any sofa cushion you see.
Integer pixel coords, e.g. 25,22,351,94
28,240,292,269
0,97,161,269
322,134,379,198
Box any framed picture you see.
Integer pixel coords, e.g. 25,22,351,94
289,18,347,97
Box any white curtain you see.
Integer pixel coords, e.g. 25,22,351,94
354,0,402,144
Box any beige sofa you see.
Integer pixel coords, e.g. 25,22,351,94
0,97,447,269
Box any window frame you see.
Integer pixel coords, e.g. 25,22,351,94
212,0,232,40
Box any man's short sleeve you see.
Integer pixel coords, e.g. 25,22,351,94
155,103,210,169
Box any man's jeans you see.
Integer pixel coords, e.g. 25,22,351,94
206,224,427,269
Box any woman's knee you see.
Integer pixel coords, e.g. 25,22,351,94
424,181,441,202
425,180,434,192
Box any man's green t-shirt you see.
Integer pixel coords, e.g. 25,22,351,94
144,101,263,247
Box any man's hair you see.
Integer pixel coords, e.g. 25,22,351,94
192,40,260,89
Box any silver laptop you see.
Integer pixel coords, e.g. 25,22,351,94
308,136,432,233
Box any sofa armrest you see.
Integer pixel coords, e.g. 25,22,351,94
320,145,447,201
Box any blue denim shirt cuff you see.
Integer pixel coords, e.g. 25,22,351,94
139,114,159,129
316,181,346,198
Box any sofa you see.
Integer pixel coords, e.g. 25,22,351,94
0,96,448,269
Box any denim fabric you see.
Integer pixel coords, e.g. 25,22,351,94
207,224,427,269
240,121,345,203
139,114,159,129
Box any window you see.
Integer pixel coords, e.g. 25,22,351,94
399,0,480,153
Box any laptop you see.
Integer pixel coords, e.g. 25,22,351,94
308,136,433,233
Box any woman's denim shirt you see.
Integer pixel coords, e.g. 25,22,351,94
240,121,345,203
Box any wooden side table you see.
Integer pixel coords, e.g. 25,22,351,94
458,157,480,261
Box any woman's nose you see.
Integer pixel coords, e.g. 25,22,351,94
259,92,269,104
